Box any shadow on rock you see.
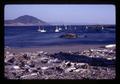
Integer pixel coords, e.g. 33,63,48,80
51,52,115,67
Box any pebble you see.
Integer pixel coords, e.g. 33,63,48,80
13,65,20,70
37,51,44,54
48,59,61,63
107,58,113,60
41,67,49,70
20,73,38,79
6,51,10,55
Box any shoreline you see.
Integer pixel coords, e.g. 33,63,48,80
5,44,106,54
4,44,116,79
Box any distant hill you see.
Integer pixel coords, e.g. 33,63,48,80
4,15,49,26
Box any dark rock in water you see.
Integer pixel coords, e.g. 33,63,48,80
59,33,79,39
59,33,87,39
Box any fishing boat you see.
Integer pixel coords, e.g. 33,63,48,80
102,26,104,30
37,26,46,32
59,27,62,31
55,26,60,32
86,26,88,29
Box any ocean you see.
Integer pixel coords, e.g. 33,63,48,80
5,25,116,48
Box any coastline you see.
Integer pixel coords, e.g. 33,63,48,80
4,44,116,79
5,44,106,54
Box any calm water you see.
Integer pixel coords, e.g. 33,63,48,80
5,25,116,48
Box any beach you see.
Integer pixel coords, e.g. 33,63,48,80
4,44,116,79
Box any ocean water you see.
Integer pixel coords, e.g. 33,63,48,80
5,25,116,48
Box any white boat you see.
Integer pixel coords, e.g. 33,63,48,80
59,27,62,31
86,26,88,29
55,26,60,32
38,26,46,32
102,26,104,30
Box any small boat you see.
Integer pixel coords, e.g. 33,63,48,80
55,26,60,32
86,26,88,29
38,26,46,32
102,26,104,30
59,27,62,31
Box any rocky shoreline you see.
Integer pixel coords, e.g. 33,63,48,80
4,47,116,79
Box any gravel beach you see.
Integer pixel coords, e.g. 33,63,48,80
4,44,116,79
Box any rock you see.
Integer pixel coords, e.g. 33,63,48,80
32,53,38,56
5,56,15,64
59,33,79,39
55,66,64,73
105,44,116,49
13,65,20,70
74,63,89,69
65,62,75,68
73,69,88,73
8,69,25,78
28,68,38,73
44,52,48,55
65,62,72,67
29,62,35,67
107,58,113,60
48,59,62,64
74,69,81,72
41,67,49,70
24,64,30,70
40,57,49,63
20,73,38,79
37,51,44,54
6,51,10,55
23,54,30,60
65,67,76,73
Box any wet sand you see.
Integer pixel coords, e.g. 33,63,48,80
5,44,106,54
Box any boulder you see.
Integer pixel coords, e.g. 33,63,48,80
40,57,49,63
41,66,49,70
5,56,15,64
59,33,79,39
74,63,89,69
13,65,20,70
20,73,38,79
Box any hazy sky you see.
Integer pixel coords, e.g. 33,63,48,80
4,5,115,24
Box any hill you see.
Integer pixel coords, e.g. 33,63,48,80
4,15,49,26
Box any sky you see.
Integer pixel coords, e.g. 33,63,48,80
4,5,115,25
